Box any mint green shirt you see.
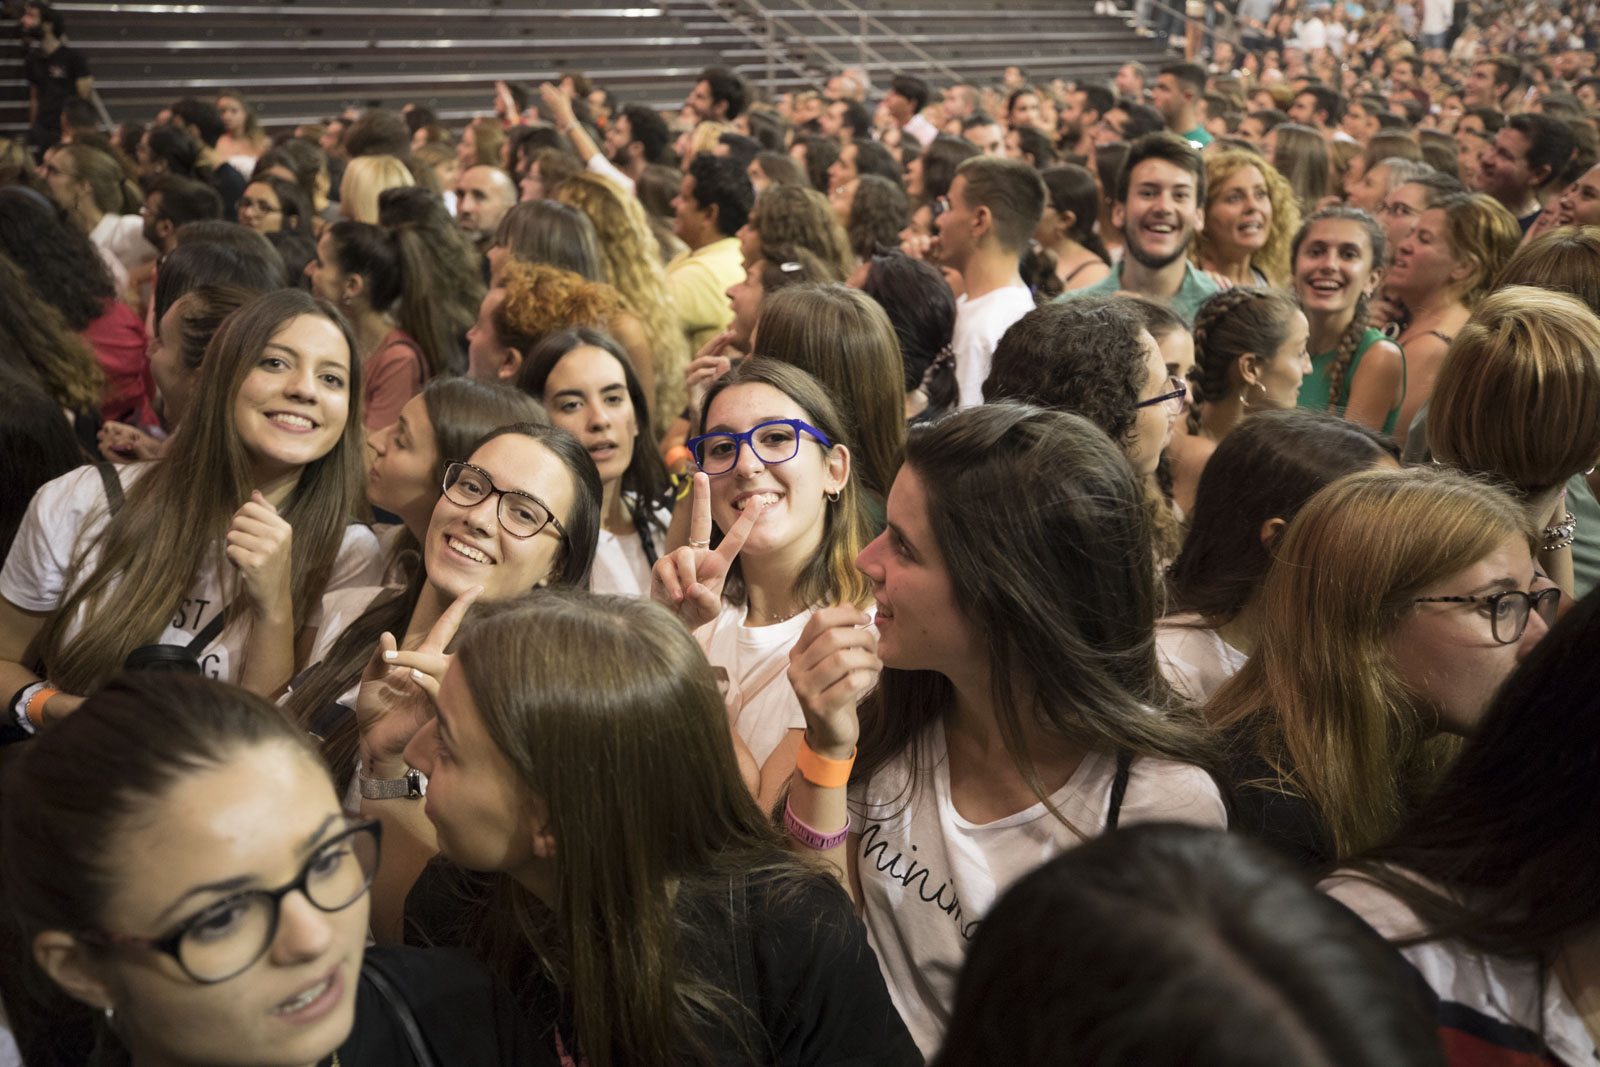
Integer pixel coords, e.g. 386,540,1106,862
1056,260,1222,325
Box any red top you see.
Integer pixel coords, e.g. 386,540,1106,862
82,297,157,428
363,328,429,430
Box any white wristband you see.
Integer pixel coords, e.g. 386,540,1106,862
13,681,46,734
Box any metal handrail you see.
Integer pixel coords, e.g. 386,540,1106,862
823,0,961,83
689,0,820,92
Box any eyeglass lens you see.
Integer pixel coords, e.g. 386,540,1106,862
178,825,378,982
693,422,803,475
444,464,553,538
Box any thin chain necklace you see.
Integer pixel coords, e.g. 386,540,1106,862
747,600,805,624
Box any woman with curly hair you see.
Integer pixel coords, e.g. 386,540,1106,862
553,173,690,419
832,174,909,264
1191,149,1299,288
0,254,105,448
1292,207,1406,434
466,258,635,384
737,182,855,281
1167,287,1312,514
0,189,154,428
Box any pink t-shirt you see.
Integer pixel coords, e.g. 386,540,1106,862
82,297,157,428
363,328,428,430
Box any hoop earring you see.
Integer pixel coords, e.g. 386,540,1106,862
826,489,840,502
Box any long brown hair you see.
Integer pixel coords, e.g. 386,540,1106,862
699,359,874,612
1207,466,1533,857
35,290,367,695
751,284,906,503
0,253,104,412
456,592,823,1067
854,404,1216,816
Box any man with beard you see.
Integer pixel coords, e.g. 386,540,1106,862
1058,132,1218,324
1058,82,1114,158
23,3,92,155
540,84,667,197
455,165,516,268
139,176,222,258
1474,113,1576,233
935,155,1045,408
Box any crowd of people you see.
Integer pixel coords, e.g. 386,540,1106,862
5,0,1600,1061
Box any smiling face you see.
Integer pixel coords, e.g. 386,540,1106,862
74,742,366,1066
540,345,638,488
1206,165,1272,260
423,433,578,601
725,262,765,351
1475,127,1541,203
828,143,859,192
1294,217,1380,317
1390,535,1550,736
1557,163,1600,225
700,382,847,565
232,315,351,481
1116,156,1203,270
366,393,440,536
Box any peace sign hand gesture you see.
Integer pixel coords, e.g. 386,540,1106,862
651,472,764,630
355,585,482,777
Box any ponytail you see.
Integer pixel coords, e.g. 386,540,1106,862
392,223,452,378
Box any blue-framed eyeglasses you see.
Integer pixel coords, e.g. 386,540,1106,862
686,419,833,475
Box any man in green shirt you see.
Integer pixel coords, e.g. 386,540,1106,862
1058,131,1219,324
1151,62,1212,148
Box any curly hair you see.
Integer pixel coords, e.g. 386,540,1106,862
1192,149,1300,286
748,183,854,279
0,188,114,331
1432,192,1522,309
1291,206,1386,409
844,174,908,261
984,297,1146,447
0,253,104,412
493,258,627,355
553,173,691,417
1187,287,1303,432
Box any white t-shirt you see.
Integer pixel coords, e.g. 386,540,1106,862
1155,614,1248,704
1324,873,1597,1065
590,504,670,598
0,464,383,685
1421,0,1451,33
851,719,1226,1058
953,282,1036,409
88,211,157,280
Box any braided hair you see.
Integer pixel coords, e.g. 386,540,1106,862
1187,287,1302,434
1290,206,1386,410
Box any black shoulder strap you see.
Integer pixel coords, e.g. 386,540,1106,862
1106,749,1134,830
364,954,441,1067
95,461,124,515
186,600,236,654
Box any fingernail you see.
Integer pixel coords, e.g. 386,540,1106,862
383,650,397,661
412,669,426,681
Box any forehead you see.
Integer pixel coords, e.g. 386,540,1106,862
1128,156,1196,189
547,344,627,387
245,181,276,199
468,434,577,510
706,381,808,427
267,313,351,368
1495,128,1531,155
1216,165,1265,191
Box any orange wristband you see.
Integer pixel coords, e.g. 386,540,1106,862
26,687,59,729
796,737,856,788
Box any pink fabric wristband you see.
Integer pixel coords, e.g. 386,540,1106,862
784,798,851,850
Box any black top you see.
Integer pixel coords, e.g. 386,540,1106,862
208,161,249,222
1220,723,1335,875
404,861,921,1067
334,945,553,1067
24,44,90,139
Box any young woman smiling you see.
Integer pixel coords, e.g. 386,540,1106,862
784,403,1225,1058
519,328,670,596
1168,287,1313,514
1292,207,1407,434
0,289,379,723
652,359,873,811
1192,149,1300,287
2,672,540,1067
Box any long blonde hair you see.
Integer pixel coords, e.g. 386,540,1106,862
1192,149,1299,286
1208,466,1533,857
554,173,690,416
36,290,368,694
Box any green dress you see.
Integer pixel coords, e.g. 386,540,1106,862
1297,326,1406,436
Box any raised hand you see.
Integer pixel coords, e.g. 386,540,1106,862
226,492,294,619
685,334,735,431
539,82,576,129
787,605,879,761
651,472,763,629
356,585,482,776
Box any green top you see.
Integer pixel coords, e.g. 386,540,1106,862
1057,259,1221,325
1296,326,1406,436
1180,124,1214,147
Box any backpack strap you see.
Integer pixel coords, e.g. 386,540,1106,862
1106,749,1134,830
95,460,125,515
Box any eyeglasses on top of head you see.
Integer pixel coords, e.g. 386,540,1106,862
441,460,568,542
686,418,833,476
76,819,381,984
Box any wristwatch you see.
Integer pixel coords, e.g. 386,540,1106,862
358,767,426,800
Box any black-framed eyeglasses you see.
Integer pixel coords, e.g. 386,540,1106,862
441,461,567,542
78,820,381,984
1135,375,1188,414
686,419,833,476
1413,587,1560,645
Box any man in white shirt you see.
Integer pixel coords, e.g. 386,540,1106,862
935,156,1045,408
884,73,938,148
